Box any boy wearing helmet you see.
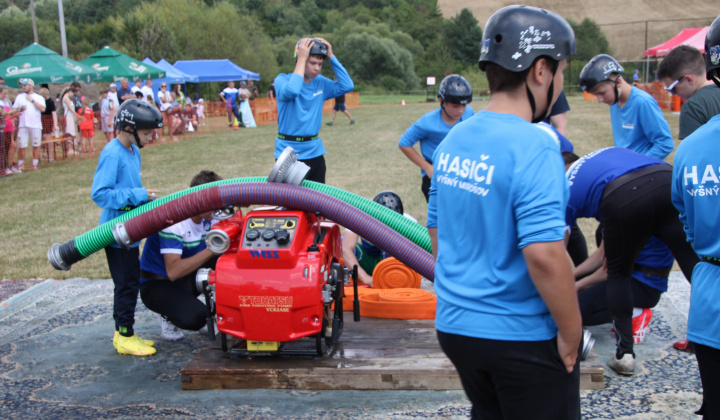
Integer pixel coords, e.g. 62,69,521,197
579,54,673,159
427,6,581,418
398,74,474,202
671,15,720,418
273,37,354,183
91,99,163,357
342,191,416,286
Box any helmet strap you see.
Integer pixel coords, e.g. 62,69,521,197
611,76,622,105
711,71,720,89
121,127,144,149
524,59,558,124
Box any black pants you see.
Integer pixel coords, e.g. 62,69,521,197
437,330,580,420
300,155,326,184
140,273,207,331
695,343,720,420
579,278,662,326
567,222,589,267
421,175,431,203
231,105,242,126
105,246,140,336
601,169,699,356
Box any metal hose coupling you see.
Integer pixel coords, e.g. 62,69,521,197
580,329,595,361
196,268,212,293
206,229,231,254
47,243,71,271
268,147,310,185
111,222,133,249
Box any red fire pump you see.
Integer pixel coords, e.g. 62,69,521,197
196,207,360,357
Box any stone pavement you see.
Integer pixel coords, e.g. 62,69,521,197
0,273,702,419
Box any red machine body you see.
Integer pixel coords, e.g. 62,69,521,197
209,209,342,344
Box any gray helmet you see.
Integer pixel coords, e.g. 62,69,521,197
373,191,403,215
438,74,473,105
294,39,328,61
115,99,163,148
578,54,624,92
706,15,720,86
478,5,576,72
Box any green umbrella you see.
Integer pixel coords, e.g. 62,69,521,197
0,43,101,88
81,46,165,82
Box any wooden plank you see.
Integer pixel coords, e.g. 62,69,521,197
181,318,604,390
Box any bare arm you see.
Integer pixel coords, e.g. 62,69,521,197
399,145,433,177
573,240,605,280
523,240,582,373
163,248,218,282
428,227,438,260
549,112,567,136
342,231,373,286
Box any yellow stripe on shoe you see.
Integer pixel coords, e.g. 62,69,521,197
114,333,156,356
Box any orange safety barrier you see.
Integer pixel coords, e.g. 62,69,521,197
637,82,672,111
372,257,422,289
358,288,436,320
583,91,597,102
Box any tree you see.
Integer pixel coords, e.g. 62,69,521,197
571,18,611,62
443,8,482,66
342,32,419,90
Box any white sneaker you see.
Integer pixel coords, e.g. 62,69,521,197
156,313,184,340
609,353,635,376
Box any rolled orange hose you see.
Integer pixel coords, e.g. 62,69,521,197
341,286,378,312
372,257,422,289
358,288,436,319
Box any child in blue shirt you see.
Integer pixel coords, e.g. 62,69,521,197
670,16,720,418
399,74,474,202
579,54,674,159
91,99,163,357
428,6,581,419
274,37,354,183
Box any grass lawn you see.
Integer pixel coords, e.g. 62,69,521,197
0,95,681,280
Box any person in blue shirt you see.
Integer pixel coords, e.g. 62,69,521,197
273,37,354,184
579,54,674,160
399,74,474,202
564,147,699,375
90,99,163,357
219,81,242,129
428,6,582,419
140,171,224,341
671,16,720,418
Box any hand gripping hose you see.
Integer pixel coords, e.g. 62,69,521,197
50,182,435,281
48,177,431,272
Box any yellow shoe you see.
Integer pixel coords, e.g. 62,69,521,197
113,333,156,356
113,331,154,347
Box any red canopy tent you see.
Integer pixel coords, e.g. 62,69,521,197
644,27,709,58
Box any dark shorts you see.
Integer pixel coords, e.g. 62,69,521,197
333,102,347,112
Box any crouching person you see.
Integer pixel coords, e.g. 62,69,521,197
139,170,224,340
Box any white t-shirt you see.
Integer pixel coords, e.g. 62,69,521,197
140,86,154,103
107,91,120,114
12,92,45,129
157,90,172,111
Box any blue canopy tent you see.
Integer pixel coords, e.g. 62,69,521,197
142,58,199,103
173,59,259,82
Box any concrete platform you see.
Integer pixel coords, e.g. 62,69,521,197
0,273,704,419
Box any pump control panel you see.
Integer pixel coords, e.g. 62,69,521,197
242,216,298,249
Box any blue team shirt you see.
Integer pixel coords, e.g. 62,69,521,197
428,111,569,341
565,147,668,225
535,121,574,152
633,236,673,292
273,56,354,160
90,138,148,248
139,218,214,284
610,86,674,159
222,88,239,107
672,114,720,349
398,106,475,176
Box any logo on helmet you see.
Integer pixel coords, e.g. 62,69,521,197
513,26,554,60
119,109,135,125
710,45,720,66
602,62,622,75
481,39,490,56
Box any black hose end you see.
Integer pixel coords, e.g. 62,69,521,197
48,241,82,271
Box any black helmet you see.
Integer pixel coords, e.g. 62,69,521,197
706,15,720,86
438,74,473,105
115,99,163,148
294,39,328,61
579,54,624,92
373,191,403,215
115,99,163,131
478,5,576,72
